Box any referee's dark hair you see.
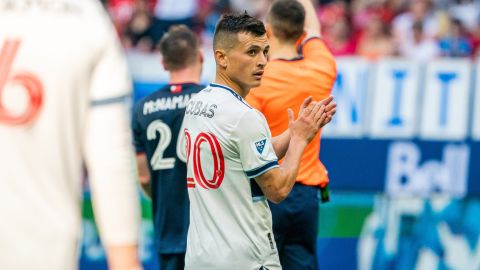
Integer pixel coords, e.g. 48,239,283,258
213,13,266,51
159,25,200,71
267,0,305,43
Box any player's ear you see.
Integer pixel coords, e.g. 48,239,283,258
198,49,204,64
214,49,228,69
161,58,169,71
300,30,307,41
265,23,273,39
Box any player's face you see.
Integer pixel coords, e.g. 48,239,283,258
226,32,269,91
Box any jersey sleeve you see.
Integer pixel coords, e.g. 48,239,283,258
299,37,337,100
232,110,279,178
83,1,140,247
131,105,146,153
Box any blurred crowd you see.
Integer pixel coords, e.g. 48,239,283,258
103,0,480,60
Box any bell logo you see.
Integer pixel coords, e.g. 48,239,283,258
386,142,469,197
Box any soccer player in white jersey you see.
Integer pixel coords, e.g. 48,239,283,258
0,1,141,270
183,13,336,270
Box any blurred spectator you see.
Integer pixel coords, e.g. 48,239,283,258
393,0,438,53
356,10,396,60
319,0,348,30
122,1,154,52
351,0,395,32
384,0,408,15
438,18,472,57
149,0,200,45
107,0,136,33
324,17,358,56
470,21,480,58
201,0,230,43
106,0,480,60
400,20,439,61
448,0,480,32
320,1,358,56
229,0,270,18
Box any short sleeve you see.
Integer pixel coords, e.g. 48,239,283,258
232,110,279,178
131,106,145,153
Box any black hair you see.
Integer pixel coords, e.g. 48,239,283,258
213,13,266,50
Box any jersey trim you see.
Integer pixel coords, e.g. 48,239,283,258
272,56,304,62
209,83,252,109
91,94,129,106
297,36,322,54
252,196,266,202
245,160,279,178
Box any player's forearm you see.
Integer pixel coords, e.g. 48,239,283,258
296,0,321,36
136,154,152,198
106,244,143,270
84,104,141,249
270,137,307,203
140,183,152,199
272,129,290,159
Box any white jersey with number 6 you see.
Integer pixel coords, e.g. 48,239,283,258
0,1,140,269
183,83,282,270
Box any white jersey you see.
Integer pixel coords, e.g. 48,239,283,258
183,83,282,270
0,1,139,269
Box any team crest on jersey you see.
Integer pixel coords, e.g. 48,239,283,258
254,138,267,154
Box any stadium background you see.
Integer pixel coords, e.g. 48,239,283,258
82,0,480,269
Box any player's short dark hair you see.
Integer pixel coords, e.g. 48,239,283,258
267,0,305,43
159,25,199,71
213,13,266,50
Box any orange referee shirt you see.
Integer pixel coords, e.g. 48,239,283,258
246,37,336,187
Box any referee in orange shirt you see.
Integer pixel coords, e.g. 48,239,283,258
246,0,337,269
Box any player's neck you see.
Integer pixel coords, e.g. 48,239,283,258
215,72,249,98
268,40,299,60
169,66,201,85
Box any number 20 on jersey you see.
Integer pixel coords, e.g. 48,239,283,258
185,129,225,190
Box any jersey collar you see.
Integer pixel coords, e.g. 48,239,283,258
209,83,252,109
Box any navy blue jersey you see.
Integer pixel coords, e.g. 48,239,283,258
131,83,204,254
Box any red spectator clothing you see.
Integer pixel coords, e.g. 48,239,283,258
323,35,358,56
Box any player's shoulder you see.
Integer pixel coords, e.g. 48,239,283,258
230,108,270,144
132,85,169,117
194,83,258,123
299,36,334,58
208,83,252,109
140,83,202,101
136,83,204,116
235,107,266,129
182,83,206,93
261,58,294,75
135,85,168,104
299,36,336,72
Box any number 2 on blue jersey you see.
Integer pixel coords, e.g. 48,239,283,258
146,119,187,170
